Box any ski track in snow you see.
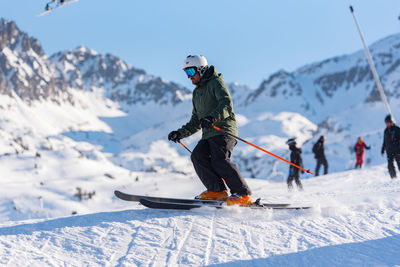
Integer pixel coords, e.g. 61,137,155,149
0,166,400,266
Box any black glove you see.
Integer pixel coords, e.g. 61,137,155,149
381,147,385,156
200,116,216,129
168,131,181,143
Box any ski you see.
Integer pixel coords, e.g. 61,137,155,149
114,190,291,208
114,190,226,205
139,198,311,211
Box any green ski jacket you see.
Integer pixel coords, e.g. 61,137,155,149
178,66,238,140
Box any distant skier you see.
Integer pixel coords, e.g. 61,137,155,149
354,136,370,169
168,55,252,205
43,0,67,11
312,136,328,176
381,115,400,179
286,138,303,191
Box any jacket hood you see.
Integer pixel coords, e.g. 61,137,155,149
197,66,221,87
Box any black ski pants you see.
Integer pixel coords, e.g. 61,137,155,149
387,153,400,178
315,157,328,176
287,169,303,190
190,135,251,195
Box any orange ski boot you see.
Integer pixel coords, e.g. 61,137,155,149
226,193,253,206
195,190,228,200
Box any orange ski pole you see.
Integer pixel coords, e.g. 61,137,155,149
179,141,192,153
213,125,314,175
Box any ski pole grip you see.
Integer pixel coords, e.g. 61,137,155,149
349,6,354,13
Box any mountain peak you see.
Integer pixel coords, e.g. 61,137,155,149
75,45,98,56
0,18,44,57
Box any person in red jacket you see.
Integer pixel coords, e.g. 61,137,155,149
354,136,370,169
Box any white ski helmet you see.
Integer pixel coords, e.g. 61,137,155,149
182,55,208,76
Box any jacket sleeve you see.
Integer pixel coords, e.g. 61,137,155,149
208,79,233,121
177,101,201,138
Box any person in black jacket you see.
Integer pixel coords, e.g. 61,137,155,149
381,115,400,179
286,138,303,191
312,136,328,176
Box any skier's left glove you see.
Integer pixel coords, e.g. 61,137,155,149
200,116,216,129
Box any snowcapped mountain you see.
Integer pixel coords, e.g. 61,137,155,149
0,18,190,107
50,46,191,106
0,19,70,102
244,33,400,120
233,32,400,176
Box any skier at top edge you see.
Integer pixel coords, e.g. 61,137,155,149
168,55,252,206
43,0,67,11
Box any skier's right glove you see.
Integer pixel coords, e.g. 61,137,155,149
168,131,181,143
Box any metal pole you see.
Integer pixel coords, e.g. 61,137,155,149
349,6,393,119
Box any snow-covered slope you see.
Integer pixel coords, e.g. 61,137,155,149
0,166,399,266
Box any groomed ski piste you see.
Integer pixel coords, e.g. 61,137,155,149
0,164,399,266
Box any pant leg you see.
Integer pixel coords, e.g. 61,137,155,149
359,153,364,168
191,139,226,192
387,154,396,178
355,154,362,168
395,154,400,177
322,157,328,175
294,175,303,190
315,159,321,176
287,174,294,188
208,135,251,195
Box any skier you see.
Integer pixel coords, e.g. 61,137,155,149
354,136,370,169
286,138,303,191
312,136,328,176
168,55,252,205
44,0,66,11
381,114,400,179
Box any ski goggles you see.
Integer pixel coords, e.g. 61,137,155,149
184,67,197,77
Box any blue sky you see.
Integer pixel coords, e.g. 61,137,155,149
1,0,399,88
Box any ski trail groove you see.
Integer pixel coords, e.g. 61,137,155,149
166,216,194,266
115,210,152,266
239,226,254,259
203,212,216,266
